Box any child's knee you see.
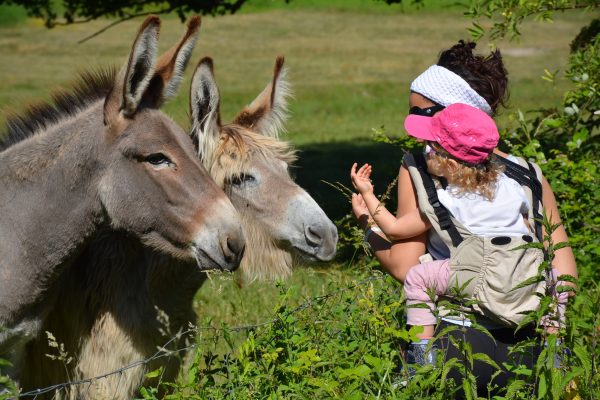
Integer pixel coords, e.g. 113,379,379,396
404,264,424,290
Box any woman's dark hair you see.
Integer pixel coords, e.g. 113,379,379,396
437,40,509,115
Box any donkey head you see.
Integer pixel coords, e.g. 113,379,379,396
99,17,244,271
190,57,338,281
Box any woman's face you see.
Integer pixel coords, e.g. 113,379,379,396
409,92,437,109
407,92,441,146
408,92,445,175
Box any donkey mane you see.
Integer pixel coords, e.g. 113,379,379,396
204,124,297,187
0,67,117,151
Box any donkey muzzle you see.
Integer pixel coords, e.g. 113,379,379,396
191,200,245,272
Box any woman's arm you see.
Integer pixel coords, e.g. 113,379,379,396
541,175,578,291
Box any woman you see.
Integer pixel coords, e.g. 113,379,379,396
351,40,577,394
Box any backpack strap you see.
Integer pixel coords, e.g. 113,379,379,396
406,150,464,248
495,155,544,242
526,161,544,242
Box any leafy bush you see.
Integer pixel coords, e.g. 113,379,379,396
138,216,598,399
141,272,461,399
502,32,600,284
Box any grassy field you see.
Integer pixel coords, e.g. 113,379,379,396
0,1,594,332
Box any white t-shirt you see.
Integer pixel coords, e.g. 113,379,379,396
425,157,534,328
427,158,532,260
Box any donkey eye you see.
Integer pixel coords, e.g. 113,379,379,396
230,174,256,186
145,153,172,166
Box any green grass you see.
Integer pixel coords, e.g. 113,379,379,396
0,2,594,342
195,261,358,328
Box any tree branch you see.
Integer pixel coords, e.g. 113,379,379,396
74,7,176,44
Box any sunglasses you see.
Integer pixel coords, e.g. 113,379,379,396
409,105,445,117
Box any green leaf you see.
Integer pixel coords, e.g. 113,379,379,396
467,22,485,41
307,377,339,392
145,367,163,379
363,354,383,372
432,324,460,342
139,387,152,399
510,274,545,291
473,352,501,370
470,321,497,344
552,241,572,251
502,362,533,377
543,118,563,128
440,357,460,388
556,274,578,284
537,373,548,399
505,379,528,398
572,344,592,375
337,364,371,379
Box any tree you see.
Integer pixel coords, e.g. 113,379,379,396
0,0,423,28
0,0,264,28
464,0,598,39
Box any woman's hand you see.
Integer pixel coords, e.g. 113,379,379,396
350,163,374,194
351,193,371,229
351,192,368,217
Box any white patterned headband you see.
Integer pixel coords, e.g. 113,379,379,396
410,65,492,115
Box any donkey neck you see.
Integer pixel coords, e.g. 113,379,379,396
0,101,107,325
78,234,207,341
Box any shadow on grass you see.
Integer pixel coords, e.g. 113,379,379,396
294,139,404,222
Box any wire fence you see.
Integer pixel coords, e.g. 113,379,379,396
15,274,387,399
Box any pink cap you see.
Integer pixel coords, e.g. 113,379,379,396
404,103,499,164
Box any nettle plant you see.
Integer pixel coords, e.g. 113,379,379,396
495,31,600,400
501,33,599,283
140,273,440,399
137,217,596,399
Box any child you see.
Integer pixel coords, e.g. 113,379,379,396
350,103,565,368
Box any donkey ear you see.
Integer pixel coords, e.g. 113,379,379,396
146,16,201,106
233,56,291,138
190,57,222,157
104,16,160,122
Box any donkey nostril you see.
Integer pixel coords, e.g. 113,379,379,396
222,234,245,267
227,236,245,258
305,225,324,247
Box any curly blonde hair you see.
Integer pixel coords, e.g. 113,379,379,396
427,152,505,201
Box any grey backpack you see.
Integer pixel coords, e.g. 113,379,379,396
404,150,546,327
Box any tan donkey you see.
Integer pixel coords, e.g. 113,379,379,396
192,56,338,281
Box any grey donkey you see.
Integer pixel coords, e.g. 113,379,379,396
0,15,245,386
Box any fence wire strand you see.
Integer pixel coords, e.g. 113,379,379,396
15,274,387,398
